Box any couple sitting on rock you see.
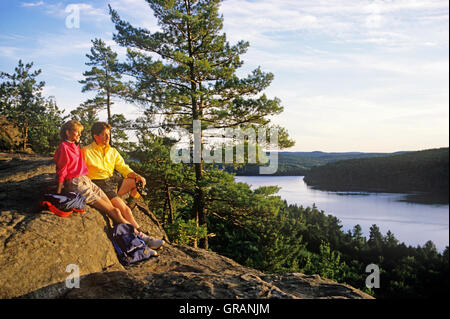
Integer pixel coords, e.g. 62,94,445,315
54,120,164,256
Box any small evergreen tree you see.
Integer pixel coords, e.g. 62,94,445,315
368,224,384,254
0,60,47,151
28,97,67,153
79,38,126,125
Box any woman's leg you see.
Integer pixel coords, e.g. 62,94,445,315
91,196,131,226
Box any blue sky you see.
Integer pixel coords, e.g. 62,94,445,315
0,0,448,152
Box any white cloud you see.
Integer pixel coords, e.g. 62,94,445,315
21,1,44,7
220,0,449,52
41,84,56,97
272,0,449,15
46,65,84,82
240,45,449,85
275,90,449,152
0,34,28,41
28,33,92,58
0,46,21,59
108,0,159,31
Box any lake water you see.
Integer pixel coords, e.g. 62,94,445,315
234,176,449,252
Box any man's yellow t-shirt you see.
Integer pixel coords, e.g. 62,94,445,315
82,142,134,180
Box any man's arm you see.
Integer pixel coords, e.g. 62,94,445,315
113,148,146,187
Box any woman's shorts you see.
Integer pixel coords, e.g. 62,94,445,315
91,175,123,200
64,175,106,204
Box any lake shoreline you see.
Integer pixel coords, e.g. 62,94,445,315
236,175,449,205
234,176,449,252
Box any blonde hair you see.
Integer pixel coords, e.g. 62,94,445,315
60,120,84,141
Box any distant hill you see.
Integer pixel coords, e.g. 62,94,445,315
279,151,407,159
303,147,449,196
231,151,407,176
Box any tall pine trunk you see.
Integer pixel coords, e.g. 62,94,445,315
165,183,174,224
186,0,207,249
106,92,111,124
194,161,207,249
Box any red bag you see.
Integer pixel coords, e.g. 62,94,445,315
40,192,86,217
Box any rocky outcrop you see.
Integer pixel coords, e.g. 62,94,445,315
0,117,22,151
0,152,373,299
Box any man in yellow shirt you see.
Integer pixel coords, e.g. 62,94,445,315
82,122,164,250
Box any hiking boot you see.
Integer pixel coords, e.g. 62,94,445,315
147,247,158,257
145,238,165,250
138,232,165,250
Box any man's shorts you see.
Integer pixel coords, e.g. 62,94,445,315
91,175,124,200
64,175,106,204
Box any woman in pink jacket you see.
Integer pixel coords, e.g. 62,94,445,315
54,120,139,227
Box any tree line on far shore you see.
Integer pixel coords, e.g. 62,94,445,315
303,148,449,198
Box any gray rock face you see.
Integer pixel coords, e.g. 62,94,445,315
0,152,373,299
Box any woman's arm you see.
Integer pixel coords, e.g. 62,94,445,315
54,143,69,193
56,182,64,194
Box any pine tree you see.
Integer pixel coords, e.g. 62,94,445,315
109,0,294,248
79,38,125,124
368,224,384,256
351,224,366,251
0,60,47,151
28,97,67,153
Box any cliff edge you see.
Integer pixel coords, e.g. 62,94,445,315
0,152,373,299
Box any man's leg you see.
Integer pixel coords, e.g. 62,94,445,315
110,196,140,230
117,177,139,198
117,177,142,210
